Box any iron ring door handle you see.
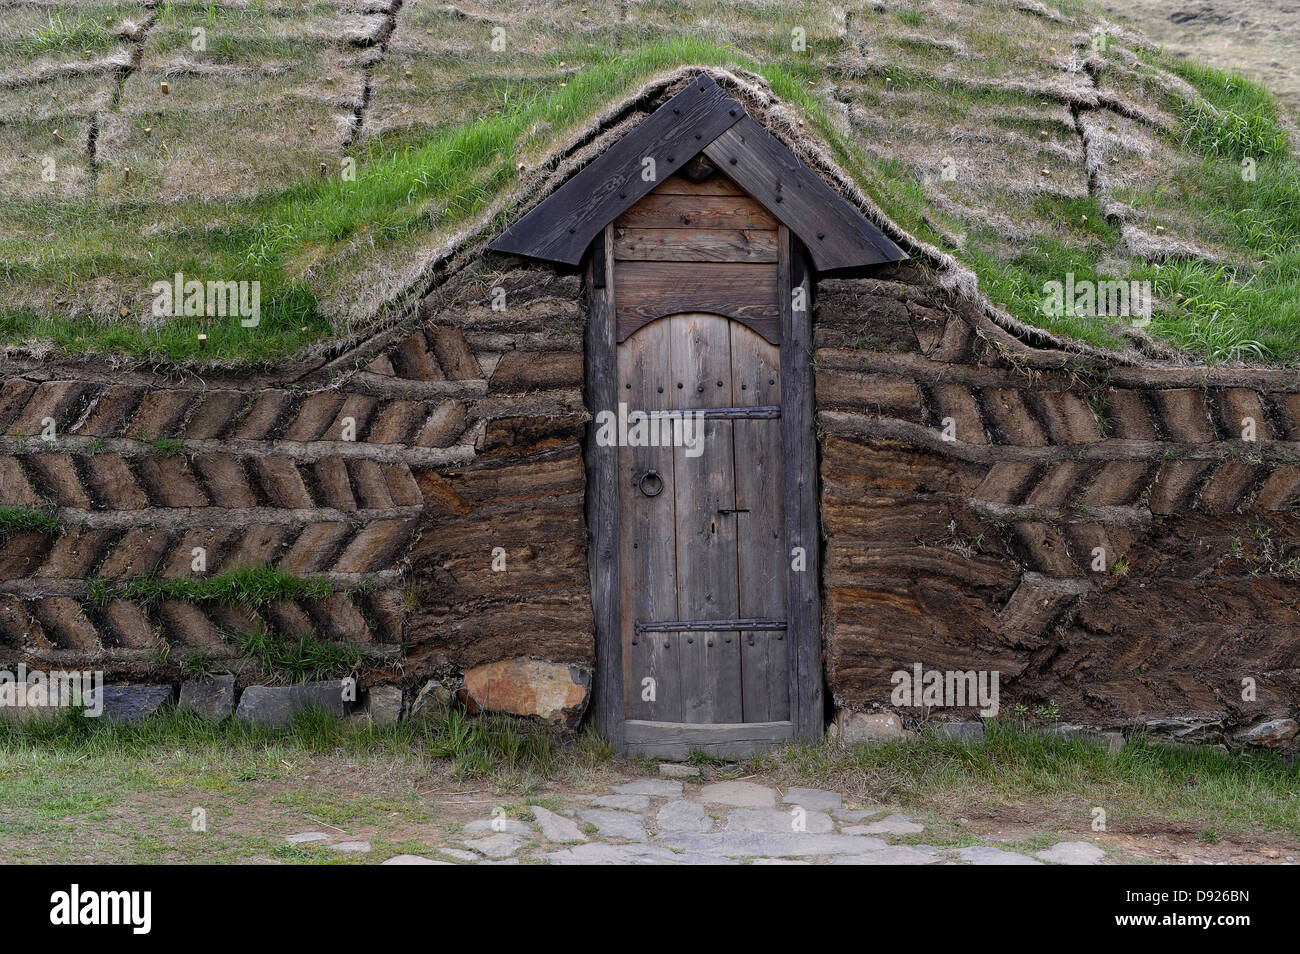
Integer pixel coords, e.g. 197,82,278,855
638,469,664,498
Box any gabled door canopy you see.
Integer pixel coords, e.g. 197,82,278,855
488,73,906,272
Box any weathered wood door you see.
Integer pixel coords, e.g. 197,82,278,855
617,313,790,749
585,163,822,758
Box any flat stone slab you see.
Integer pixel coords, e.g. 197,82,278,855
329,841,371,853
178,676,235,721
382,854,450,865
959,846,1043,865
1036,841,1105,865
656,800,713,833
591,793,651,811
464,818,532,836
751,857,811,865
364,685,403,726
235,680,350,729
831,845,941,865
544,842,736,865
659,763,700,779
938,721,986,742
782,787,842,812
285,832,329,844
726,807,834,834
613,779,683,798
833,808,884,822
0,681,79,722
532,806,586,843
659,831,890,858
440,848,479,862
848,813,925,835
101,684,174,723
465,833,525,858
577,809,648,842
698,781,777,808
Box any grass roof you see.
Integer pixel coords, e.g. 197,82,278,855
1,0,1297,366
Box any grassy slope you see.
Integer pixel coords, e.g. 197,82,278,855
972,51,1299,362
0,1,1297,364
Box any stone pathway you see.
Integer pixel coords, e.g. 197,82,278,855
283,771,1113,866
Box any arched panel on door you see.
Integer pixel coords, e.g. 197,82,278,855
616,313,789,730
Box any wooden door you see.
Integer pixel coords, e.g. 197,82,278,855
586,166,822,758
617,312,791,753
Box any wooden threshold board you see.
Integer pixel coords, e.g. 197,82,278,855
624,720,794,759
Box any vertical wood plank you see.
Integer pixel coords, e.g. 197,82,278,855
670,313,742,724
618,318,682,723
730,322,788,722
780,228,824,740
586,225,624,750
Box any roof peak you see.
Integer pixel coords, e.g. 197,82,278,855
489,72,905,271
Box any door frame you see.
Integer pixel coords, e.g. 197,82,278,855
585,222,823,753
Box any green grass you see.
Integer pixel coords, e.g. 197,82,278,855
1030,195,1121,244
24,9,114,56
766,721,1300,838
972,54,1300,363
1108,136,1300,361
0,505,60,537
88,564,334,608
964,234,1129,349
0,702,596,782
1,34,947,364
1164,58,1291,161
232,627,367,683
148,436,185,457
1135,260,1275,362
0,705,613,862
5,38,798,362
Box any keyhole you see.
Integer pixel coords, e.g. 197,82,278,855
710,520,716,534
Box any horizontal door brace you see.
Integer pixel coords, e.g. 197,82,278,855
635,617,788,634
634,406,781,420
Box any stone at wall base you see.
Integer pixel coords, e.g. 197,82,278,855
1042,723,1126,753
1143,718,1224,743
1235,719,1298,747
363,685,403,726
235,680,352,729
938,721,985,742
834,710,911,744
409,680,452,722
0,682,78,722
179,675,236,721
463,658,591,729
101,684,174,723
659,762,701,778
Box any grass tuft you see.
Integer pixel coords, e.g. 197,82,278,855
1165,59,1291,161
232,626,367,683
25,10,112,55
88,564,334,608
0,505,60,537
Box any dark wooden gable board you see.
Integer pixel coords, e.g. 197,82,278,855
704,115,905,271
489,73,906,271
487,76,744,264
